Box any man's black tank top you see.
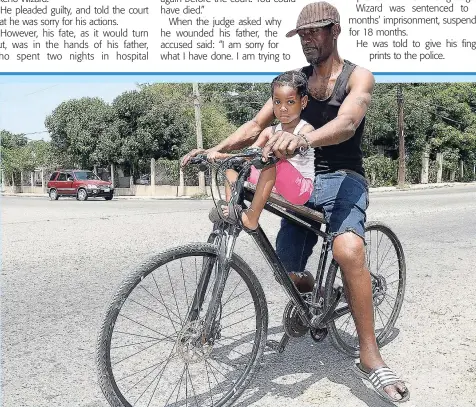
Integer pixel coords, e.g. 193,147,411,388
299,60,366,176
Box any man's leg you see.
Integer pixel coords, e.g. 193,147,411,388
320,171,407,401
332,233,406,400
276,217,318,292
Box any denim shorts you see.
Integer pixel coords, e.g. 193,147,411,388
275,170,369,273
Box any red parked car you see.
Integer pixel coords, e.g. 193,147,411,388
47,169,114,201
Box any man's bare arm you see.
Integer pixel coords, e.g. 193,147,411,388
305,67,375,147
262,67,374,159
209,98,275,152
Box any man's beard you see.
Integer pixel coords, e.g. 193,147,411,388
303,48,321,65
305,54,320,65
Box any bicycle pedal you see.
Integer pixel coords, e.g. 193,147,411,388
265,333,290,353
314,287,343,326
310,327,328,342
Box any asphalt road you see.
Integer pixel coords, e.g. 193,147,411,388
2,184,476,407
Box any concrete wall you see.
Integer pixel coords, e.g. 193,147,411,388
20,186,45,194
7,184,220,198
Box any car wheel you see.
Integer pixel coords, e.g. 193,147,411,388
104,194,113,201
77,188,88,201
49,189,59,201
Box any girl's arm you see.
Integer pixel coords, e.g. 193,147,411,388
298,124,315,134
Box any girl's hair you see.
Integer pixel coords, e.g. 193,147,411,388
270,70,309,98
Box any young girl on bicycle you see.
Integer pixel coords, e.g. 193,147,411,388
210,70,315,232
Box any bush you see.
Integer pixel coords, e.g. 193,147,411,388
461,161,476,182
363,155,398,187
155,159,180,185
428,160,438,183
405,154,423,184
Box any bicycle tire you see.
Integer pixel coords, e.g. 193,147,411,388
96,243,268,407
324,221,406,358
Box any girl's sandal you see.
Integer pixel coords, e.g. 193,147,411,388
212,200,258,234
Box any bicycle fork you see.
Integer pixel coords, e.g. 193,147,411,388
187,225,239,343
203,226,239,341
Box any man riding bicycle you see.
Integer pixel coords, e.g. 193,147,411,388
182,1,409,403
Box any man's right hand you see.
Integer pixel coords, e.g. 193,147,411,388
181,148,206,167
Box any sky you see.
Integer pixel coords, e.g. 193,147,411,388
0,82,141,141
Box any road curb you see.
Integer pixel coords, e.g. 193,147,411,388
2,181,474,200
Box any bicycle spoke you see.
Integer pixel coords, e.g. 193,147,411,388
150,273,182,330
375,259,399,276
375,307,388,328
383,296,397,311
221,280,243,308
207,359,234,383
195,258,198,290
140,284,181,323
376,242,394,274
376,231,383,271
205,360,228,399
338,313,353,333
118,356,170,384
112,338,162,350
174,367,185,407
167,264,184,325
220,315,255,331
129,298,181,327
384,292,397,302
112,336,174,367
113,331,165,342
181,259,190,309
222,288,249,309
221,301,254,320
386,278,401,286
163,366,186,407
125,362,163,396
204,359,215,407
118,314,176,342
137,344,177,407
218,330,256,341
186,365,200,407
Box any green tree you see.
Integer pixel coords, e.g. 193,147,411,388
45,97,114,168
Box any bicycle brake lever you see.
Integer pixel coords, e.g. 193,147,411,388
251,154,279,170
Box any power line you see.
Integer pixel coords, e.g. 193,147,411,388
23,84,59,97
23,131,49,136
0,84,60,103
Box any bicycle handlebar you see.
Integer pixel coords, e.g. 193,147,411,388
188,148,280,170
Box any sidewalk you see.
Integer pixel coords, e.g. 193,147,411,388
2,181,474,200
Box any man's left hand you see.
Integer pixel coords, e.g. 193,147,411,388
262,130,307,160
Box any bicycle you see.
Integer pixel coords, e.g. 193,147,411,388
96,149,406,407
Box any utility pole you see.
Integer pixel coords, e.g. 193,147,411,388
397,84,406,188
193,82,206,194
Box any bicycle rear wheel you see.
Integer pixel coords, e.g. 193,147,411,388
324,221,406,357
97,243,268,407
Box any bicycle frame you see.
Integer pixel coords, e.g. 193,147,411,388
188,156,350,341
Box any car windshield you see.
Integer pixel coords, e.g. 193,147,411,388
74,171,100,181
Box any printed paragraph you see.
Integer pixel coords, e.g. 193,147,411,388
1,0,475,72
348,0,476,63
159,0,295,64
0,4,150,64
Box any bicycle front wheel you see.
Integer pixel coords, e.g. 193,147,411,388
324,221,406,358
97,243,268,407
